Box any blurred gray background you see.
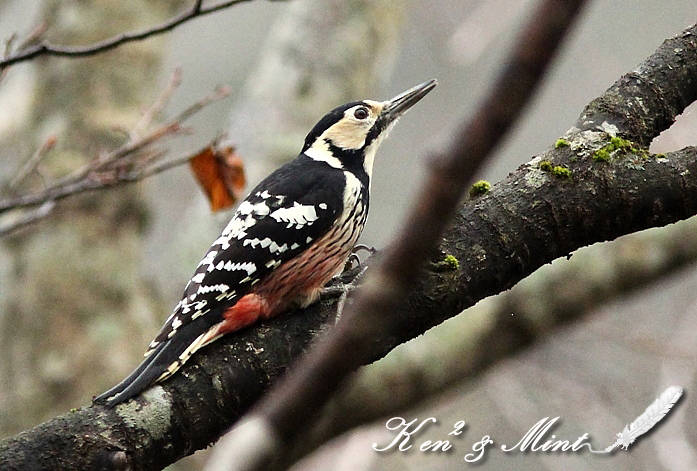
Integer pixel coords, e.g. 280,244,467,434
0,1,695,470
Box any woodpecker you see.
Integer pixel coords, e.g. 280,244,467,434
94,79,436,407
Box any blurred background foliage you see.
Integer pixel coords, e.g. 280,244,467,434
0,1,695,470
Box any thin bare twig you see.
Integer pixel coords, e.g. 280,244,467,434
205,0,590,469
0,82,231,233
0,0,255,69
0,201,55,237
0,34,16,86
126,151,197,180
174,85,231,123
0,22,46,86
131,68,183,140
7,135,57,191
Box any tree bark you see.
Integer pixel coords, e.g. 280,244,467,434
0,18,695,471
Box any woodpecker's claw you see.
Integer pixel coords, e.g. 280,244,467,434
343,253,360,272
352,244,376,255
343,244,376,272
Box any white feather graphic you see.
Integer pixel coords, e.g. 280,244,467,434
605,386,683,452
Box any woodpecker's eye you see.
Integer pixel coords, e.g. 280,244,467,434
354,107,369,120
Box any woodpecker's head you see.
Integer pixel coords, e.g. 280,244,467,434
302,79,437,179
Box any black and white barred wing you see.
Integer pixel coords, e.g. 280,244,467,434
146,170,343,355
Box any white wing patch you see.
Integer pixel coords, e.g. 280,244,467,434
214,260,257,276
270,202,319,229
235,200,272,220
197,283,230,295
152,186,332,357
242,237,289,254
265,260,281,269
197,250,218,268
242,237,274,249
215,200,273,249
255,190,285,203
269,241,288,254
191,273,205,283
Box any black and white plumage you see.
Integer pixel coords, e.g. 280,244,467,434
94,79,436,407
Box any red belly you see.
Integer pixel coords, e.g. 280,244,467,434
254,238,350,315
217,245,347,337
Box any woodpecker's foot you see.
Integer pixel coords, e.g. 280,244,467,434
318,282,356,323
320,282,357,300
323,260,370,300
323,263,370,322
334,286,351,324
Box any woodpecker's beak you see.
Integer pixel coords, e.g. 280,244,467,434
381,79,437,123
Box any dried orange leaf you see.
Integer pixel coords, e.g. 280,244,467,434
189,145,246,211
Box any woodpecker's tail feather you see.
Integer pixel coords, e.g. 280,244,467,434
92,342,166,407
93,312,222,408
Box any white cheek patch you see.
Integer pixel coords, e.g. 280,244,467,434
305,102,388,170
323,119,368,150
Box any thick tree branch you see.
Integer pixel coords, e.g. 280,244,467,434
1,19,696,471
0,0,257,69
